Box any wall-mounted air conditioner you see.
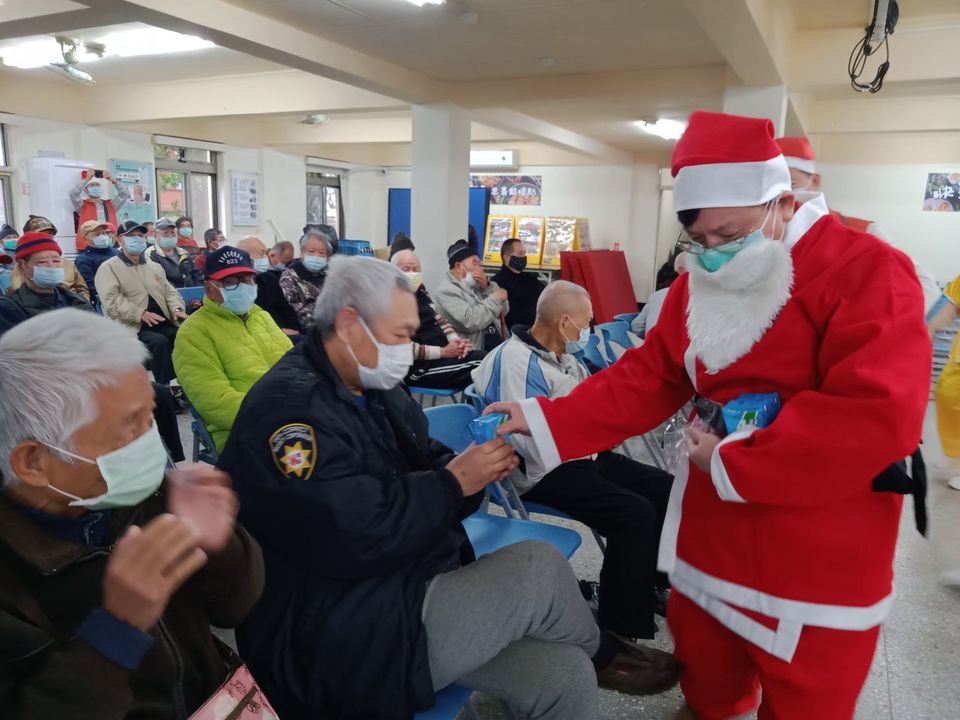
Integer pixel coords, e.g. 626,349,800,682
469,149,518,171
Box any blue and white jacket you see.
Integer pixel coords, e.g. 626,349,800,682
471,326,590,491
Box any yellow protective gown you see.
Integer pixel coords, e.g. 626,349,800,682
935,276,960,458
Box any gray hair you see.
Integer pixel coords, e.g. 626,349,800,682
314,256,411,337
300,231,333,253
389,249,417,267
0,309,149,487
536,280,592,324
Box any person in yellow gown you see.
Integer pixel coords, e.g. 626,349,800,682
930,275,960,490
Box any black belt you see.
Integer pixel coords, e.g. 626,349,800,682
872,447,928,537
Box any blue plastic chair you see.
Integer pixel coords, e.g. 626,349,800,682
574,333,609,372
597,320,635,364
414,684,480,720
614,312,639,327
463,383,485,412
177,286,205,305
423,404,478,453
409,386,460,408
181,393,218,465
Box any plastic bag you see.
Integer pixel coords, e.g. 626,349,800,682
663,414,689,478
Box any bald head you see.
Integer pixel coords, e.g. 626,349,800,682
390,249,421,273
536,280,592,325
238,236,266,258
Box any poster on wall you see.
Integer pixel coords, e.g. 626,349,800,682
471,175,542,206
923,173,960,211
109,159,156,225
516,217,545,262
542,217,579,268
483,215,517,264
231,172,260,226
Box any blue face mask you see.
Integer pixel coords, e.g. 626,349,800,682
178,227,193,239
253,257,271,274
303,255,327,273
696,231,765,272
124,236,147,256
220,281,258,316
3,238,16,251
32,265,65,288
92,234,111,249
159,236,178,248
563,320,592,355
87,186,103,199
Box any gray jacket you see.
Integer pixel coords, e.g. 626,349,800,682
432,271,509,349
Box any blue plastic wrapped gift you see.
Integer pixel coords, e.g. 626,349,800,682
470,413,508,444
721,393,782,434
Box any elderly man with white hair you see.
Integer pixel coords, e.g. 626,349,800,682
279,228,334,331
390,237,485,390
0,308,263,718
218,255,678,720
472,280,674,642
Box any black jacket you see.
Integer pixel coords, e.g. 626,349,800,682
9,284,91,317
0,491,264,720
492,266,544,329
256,269,300,333
148,247,202,288
0,296,27,335
217,332,482,719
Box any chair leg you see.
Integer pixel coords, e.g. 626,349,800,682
430,394,439,408
591,529,607,555
192,435,200,463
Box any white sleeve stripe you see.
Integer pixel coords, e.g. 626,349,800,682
709,428,756,503
520,397,562,475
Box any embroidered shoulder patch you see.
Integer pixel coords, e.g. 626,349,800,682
269,424,317,479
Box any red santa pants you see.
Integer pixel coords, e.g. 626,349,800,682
668,591,880,720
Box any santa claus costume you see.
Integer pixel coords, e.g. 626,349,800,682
517,112,932,719
775,136,941,314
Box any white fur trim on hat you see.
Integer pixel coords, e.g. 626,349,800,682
783,156,817,174
673,157,792,212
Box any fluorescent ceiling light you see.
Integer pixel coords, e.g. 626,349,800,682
0,28,214,69
636,119,687,141
403,0,445,6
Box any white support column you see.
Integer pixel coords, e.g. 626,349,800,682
411,104,471,290
723,85,788,135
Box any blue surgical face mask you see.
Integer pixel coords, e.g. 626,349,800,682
178,227,193,239
563,319,592,355
124,236,147,256
3,238,17,251
92,234,111,249
303,255,327,273
253,257,271,274
87,185,104,199
32,265,65,288
159,236,178,249
690,202,776,273
220,281,258,315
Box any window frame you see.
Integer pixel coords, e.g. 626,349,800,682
0,125,13,228
154,144,219,229
306,171,344,238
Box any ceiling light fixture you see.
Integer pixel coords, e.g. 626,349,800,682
636,119,687,141
299,113,328,126
403,0,445,6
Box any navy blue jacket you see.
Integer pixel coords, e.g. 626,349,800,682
74,247,118,304
217,332,482,719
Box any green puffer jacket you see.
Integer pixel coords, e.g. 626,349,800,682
173,296,292,452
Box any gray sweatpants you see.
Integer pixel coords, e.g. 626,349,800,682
422,540,601,720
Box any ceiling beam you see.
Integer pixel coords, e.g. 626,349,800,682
471,109,633,165
0,8,140,41
79,0,442,105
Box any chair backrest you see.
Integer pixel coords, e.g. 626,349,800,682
178,287,205,305
463,383,485,412
597,320,634,364
578,333,608,372
423,404,479,453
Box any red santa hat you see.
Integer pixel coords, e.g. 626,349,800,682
775,136,817,174
672,111,791,212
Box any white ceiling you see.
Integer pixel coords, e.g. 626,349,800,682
0,22,284,84
0,0,87,24
789,0,959,30
222,0,725,81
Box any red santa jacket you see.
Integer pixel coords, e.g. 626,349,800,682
522,196,931,660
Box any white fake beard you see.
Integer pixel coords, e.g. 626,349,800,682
685,238,794,373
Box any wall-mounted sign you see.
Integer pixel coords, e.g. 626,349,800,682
109,159,156,225
231,171,260,226
923,173,960,211
471,175,542,206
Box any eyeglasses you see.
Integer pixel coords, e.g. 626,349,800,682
676,234,756,256
218,276,256,290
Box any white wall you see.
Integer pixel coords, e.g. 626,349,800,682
3,114,307,251
343,164,664,300
821,163,960,286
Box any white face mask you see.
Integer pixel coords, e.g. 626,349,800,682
346,317,413,391
461,272,477,289
404,271,422,292
43,423,167,510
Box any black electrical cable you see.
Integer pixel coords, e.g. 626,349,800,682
848,0,896,93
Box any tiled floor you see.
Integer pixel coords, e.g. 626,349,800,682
181,402,960,719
